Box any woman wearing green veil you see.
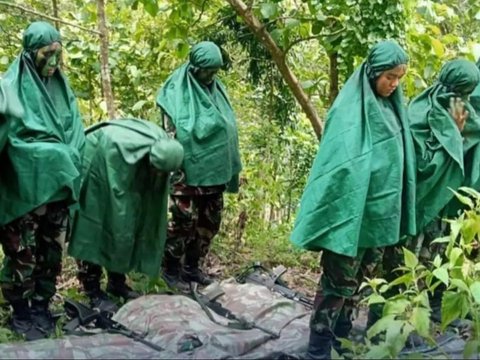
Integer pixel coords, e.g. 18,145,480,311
290,40,416,359
407,59,480,322
156,41,242,290
0,22,85,340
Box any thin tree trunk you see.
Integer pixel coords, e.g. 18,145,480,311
328,52,339,105
96,0,116,120
226,0,323,138
52,0,59,30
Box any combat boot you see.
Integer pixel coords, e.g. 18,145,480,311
10,300,46,341
305,329,334,360
182,265,213,286
162,266,190,293
31,299,55,336
87,289,119,314
106,272,140,301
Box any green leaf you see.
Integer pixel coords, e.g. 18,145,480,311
464,339,480,358
403,247,418,268
431,236,450,244
458,186,480,200
451,278,470,293
441,291,464,330
431,38,444,57
470,282,480,304
367,314,397,339
432,254,442,268
300,80,316,89
142,0,159,17
449,247,463,266
132,100,147,111
285,18,300,29
367,293,385,306
450,188,474,208
260,3,277,19
410,307,430,337
383,298,410,316
432,267,449,286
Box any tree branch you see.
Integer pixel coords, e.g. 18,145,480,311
226,0,323,138
191,0,208,27
284,27,345,54
0,1,101,35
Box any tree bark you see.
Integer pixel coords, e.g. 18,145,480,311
226,0,323,138
52,0,59,30
328,52,339,105
96,0,116,120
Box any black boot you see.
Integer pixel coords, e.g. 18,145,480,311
305,329,333,360
162,257,190,292
10,300,46,341
87,289,119,314
31,299,55,336
106,272,140,301
182,265,213,286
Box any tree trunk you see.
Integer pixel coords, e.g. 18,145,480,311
328,52,339,105
96,0,116,120
52,0,59,30
226,0,323,138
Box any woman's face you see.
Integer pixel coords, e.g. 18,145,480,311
375,64,407,98
194,67,219,85
35,41,62,77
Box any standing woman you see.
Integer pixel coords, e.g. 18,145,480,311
156,41,242,289
290,40,416,359
0,22,85,340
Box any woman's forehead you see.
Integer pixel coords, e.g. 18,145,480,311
38,42,62,53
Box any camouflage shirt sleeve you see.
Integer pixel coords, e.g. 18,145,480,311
162,111,176,139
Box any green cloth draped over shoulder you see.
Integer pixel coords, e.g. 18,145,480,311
411,59,480,230
0,80,24,153
0,21,85,226
290,40,417,257
156,41,242,192
68,119,184,277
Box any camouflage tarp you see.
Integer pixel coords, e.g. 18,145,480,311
0,280,311,359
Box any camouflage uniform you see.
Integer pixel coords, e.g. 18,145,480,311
162,113,225,279
310,247,384,338
163,182,225,273
0,201,68,304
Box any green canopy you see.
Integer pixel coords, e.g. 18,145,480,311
0,21,85,226
290,40,417,257
68,119,184,277
156,41,242,192
411,59,480,229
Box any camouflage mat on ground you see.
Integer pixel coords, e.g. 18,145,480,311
0,279,311,359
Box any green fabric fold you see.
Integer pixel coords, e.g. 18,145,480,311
290,40,416,257
0,21,85,226
68,119,184,277
412,59,480,229
156,41,242,192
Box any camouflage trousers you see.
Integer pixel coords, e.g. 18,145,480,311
0,201,68,305
76,260,126,293
164,192,224,271
310,247,384,336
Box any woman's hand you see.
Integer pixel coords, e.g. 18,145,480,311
449,97,468,132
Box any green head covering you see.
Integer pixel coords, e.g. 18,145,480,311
290,40,416,256
366,40,409,79
0,21,85,226
189,41,223,69
156,41,242,192
438,59,480,95
409,59,480,230
22,21,61,51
